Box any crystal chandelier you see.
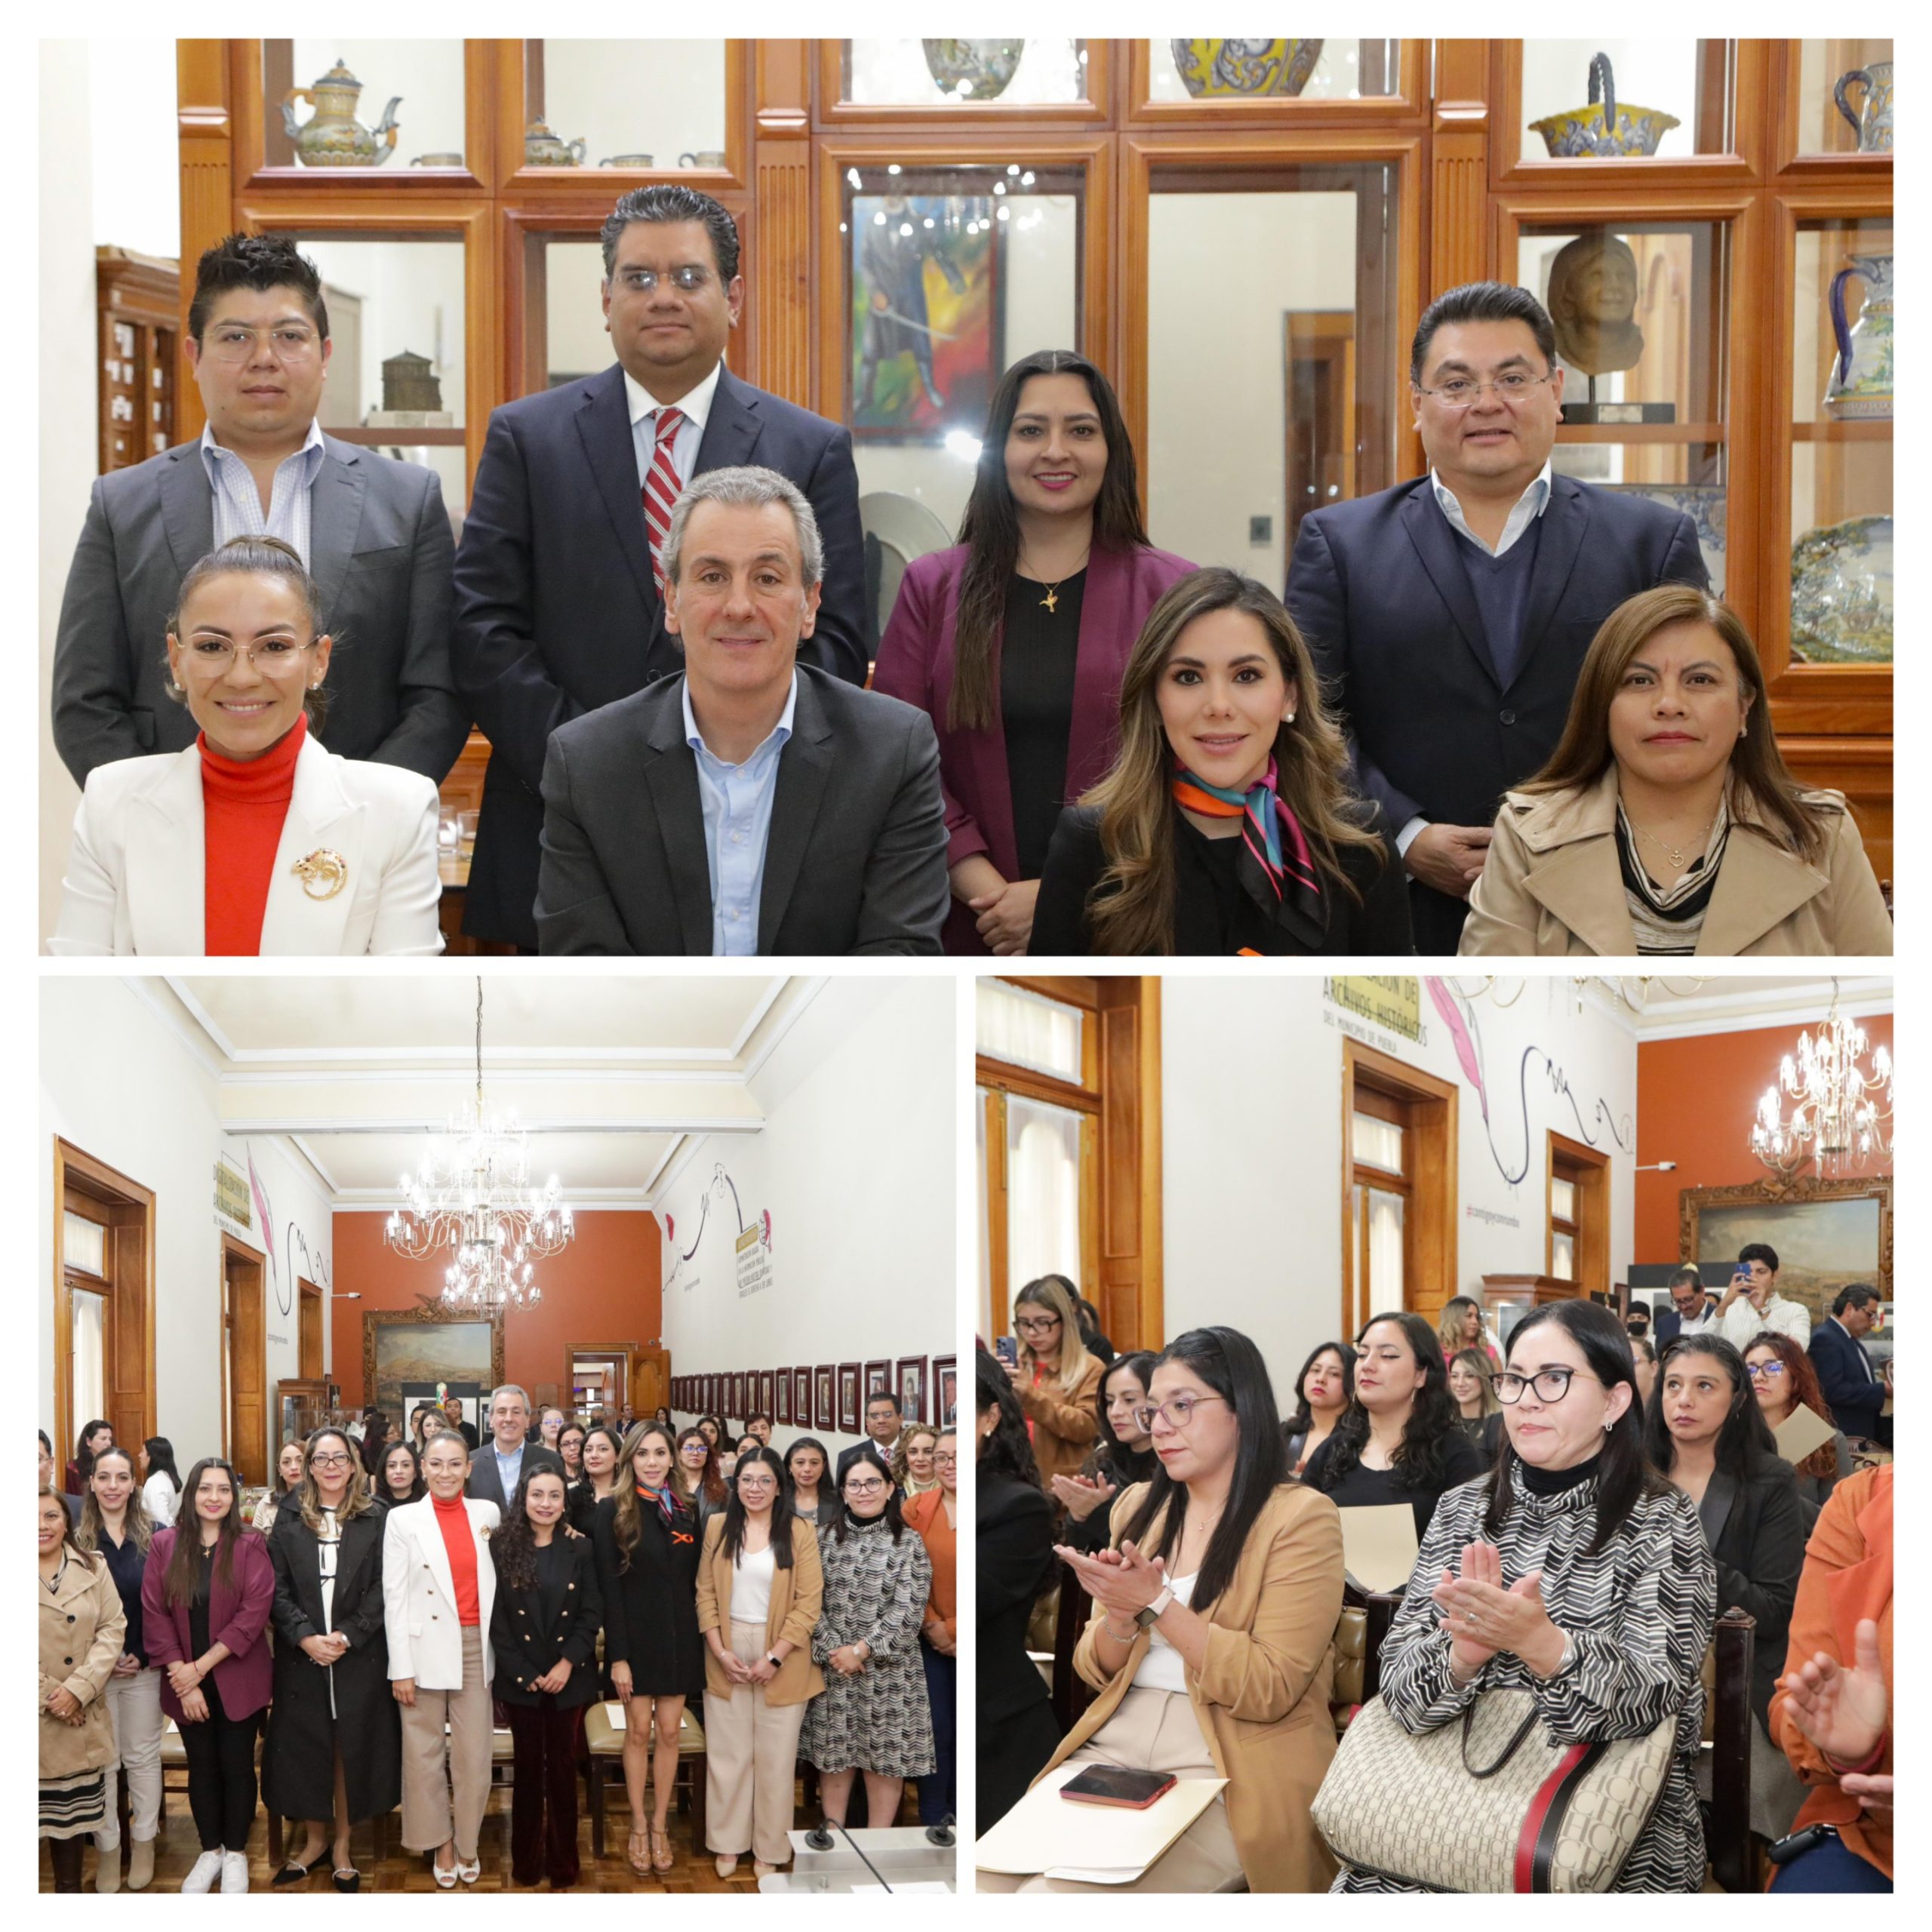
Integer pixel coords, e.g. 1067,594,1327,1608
1749,985,1894,1179
383,979,574,1311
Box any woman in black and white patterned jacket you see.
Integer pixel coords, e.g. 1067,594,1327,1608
1333,1299,1716,1894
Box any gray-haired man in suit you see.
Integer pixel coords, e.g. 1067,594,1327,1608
465,1384,564,1511
53,232,469,788
535,466,948,955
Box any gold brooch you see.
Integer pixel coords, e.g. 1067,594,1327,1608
291,849,347,900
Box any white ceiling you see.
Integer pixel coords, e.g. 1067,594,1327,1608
299,1130,681,1200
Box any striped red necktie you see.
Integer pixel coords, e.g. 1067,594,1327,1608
641,405,685,598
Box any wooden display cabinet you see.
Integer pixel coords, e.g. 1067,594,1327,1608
96,247,179,475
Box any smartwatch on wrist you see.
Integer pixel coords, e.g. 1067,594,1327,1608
1135,1584,1176,1629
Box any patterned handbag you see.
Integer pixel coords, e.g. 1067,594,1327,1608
1309,1686,1676,1891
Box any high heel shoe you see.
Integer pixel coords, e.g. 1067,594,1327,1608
431,1850,458,1890
651,1822,675,1873
626,1828,651,1877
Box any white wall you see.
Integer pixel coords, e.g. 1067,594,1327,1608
90,38,180,257
40,980,334,1465
657,978,954,1463
1160,976,1637,1407
540,39,727,168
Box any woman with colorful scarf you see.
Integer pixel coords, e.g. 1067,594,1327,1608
1029,568,1411,955
592,1421,705,1876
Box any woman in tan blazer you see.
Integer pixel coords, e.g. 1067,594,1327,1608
1460,584,1891,957
980,1327,1344,1894
695,1448,825,1879
1005,1274,1104,1494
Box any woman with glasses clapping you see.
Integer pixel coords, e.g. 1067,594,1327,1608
1004,1275,1103,1496
51,534,443,955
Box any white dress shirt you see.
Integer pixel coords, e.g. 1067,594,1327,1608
1719,1290,1812,1352
624,360,722,494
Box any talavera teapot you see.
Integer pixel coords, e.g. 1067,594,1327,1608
281,58,401,168
525,120,587,167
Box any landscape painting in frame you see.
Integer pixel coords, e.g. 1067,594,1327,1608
1694,1197,1883,1323
365,1313,499,1420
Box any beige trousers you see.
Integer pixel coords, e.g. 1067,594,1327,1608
399,1625,493,1860
977,1685,1242,1894
704,1619,807,1866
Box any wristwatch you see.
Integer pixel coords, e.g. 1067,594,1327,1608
1135,1584,1175,1629
766,1652,783,1669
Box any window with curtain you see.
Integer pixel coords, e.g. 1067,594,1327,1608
977,980,1083,1082
63,1211,106,1278
1006,1094,1084,1301
70,1285,106,1430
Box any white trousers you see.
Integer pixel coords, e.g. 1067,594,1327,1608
97,1667,165,1847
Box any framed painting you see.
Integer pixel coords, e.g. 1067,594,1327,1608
838,1361,863,1435
758,1369,776,1418
777,1372,792,1426
815,1364,836,1433
934,1353,958,1427
865,1358,891,1398
363,1307,503,1421
896,1355,927,1426
1681,1175,1892,1324
795,1367,813,1428
727,1372,743,1421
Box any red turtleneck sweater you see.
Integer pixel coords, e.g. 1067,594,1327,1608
199,713,306,956
431,1491,481,1626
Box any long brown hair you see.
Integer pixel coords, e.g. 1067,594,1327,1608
949,349,1149,733
1742,1330,1838,1481
672,1426,727,1507
1081,568,1386,954
294,1426,379,1534
1013,1273,1091,1396
76,1446,155,1555
609,1421,681,1571
162,1457,249,1605
1518,583,1826,863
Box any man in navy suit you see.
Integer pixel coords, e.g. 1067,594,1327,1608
1809,1282,1888,1445
452,186,868,948
1286,281,1709,952
1652,1264,1722,1347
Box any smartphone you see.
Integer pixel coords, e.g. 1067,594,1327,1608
995,1335,1018,1367
1060,1765,1177,1810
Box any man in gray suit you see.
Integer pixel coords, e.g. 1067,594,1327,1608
53,232,469,787
535,466,948,955
465,1384,564,1511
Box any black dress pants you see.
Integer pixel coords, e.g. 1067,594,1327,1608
504,1700,580,1887
179,1677,260,1852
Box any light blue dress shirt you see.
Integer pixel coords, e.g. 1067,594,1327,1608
681,673,798,956
492,1441,525,1500
199,417,328,567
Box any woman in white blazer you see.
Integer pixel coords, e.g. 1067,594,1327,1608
382,1431,497,1887
50,534,444,958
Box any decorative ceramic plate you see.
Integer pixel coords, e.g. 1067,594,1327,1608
1789,515,1893,664
921,39,1026,101
1606,484,1727,594
1170,39,1323,98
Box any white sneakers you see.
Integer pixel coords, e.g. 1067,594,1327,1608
220,1850,250,1894
180,1850,224,1894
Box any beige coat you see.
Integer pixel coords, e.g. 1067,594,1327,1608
695,1514,826,1706
1036,1481,1343,1893
1015,1349,1103,1491
1460,768,1893,956
38,1554,127,1780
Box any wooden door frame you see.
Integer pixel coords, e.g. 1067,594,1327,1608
220,1232,268,1484
1546,1131,1611,1297
1339,1041,1459,1337
297,1276,325,1380
566,1343,637,1418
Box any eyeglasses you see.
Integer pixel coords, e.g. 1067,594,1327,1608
1014,1315,1062,1336
1414,371,1557,409
934,1454,958,1468
203,323,322,364
1494,1367,1598,1404
309,1451,352,1467
180,637,319,675
1131,1395,1229,1432
845,1478,886,1495
613,265,715,294
1746,1362,1789,1381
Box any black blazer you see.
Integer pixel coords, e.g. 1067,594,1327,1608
535,666,949,955
977,1471,1063,1830
464,1442,565,1513
1286,473,1708,952
451,362,869,947
1696,1449,1807,1728
489,1531,604,1710
53,434,468,787
1029,801,1412,955
592,1492,705,1698
1807,1319,1885,1441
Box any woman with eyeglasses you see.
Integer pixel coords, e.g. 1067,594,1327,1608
903,1429,959,1829
1743,1331,1851,1508
1647,1334,1809,1839
380,1440,426,1506
594,1422,705,1876
987,1327,1343,1892
51,534,445,956
1281,1342,1352,1478
1302,1314,1482,1541
1006,1275,1104,1495
251,1439,306,1534
671,1426,730,1533
556,1420,588,1487
1333,1301,1715,1892
785,1438,838,1531
801,1447,935,1832
696,1446,824,1879
262,1428,399,1892
1054,1349,1158,1553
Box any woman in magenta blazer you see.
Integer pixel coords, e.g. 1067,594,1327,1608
872,349,1193,955
140,1457,275,1893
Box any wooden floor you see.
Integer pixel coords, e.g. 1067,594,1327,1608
41,1779,921,1893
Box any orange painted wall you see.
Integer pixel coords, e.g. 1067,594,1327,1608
331,1211,661,1407
1635,1014,1892,1263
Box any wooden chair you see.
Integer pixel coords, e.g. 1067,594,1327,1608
1049,1568,1096,1733
582,1702,707,1858
1702,1606,1757,1894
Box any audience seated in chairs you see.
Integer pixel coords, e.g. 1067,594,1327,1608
1281,1342,1352,1477
1743,1331,1853,1510
1055,1350,1158,1553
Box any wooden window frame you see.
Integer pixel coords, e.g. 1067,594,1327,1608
1546,1131,1611,1299
1767,39,1897,180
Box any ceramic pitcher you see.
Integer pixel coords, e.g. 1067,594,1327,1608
1833,62,1894,153
281,58,401,167
1825,253,1894,420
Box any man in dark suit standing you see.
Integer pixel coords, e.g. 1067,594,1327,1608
1652,1264,1722,1347
53,232,468,788
1286,281,1709,952
464,1385,564,1512
535,466,947,955
452,186,869,949
836,1392,907,1485
1809,1283,1888,1446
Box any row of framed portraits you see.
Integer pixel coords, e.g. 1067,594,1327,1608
671,1355,957,1435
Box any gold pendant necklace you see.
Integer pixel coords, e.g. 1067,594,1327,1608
1020,543,1091,616
1631,812,1715,871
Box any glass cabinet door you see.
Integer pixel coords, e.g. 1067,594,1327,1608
1146,39,1401,102
265,39,466,170
1793,38,1893,156
527,39,728,172
843,39,1089,106
1518,39,1735,162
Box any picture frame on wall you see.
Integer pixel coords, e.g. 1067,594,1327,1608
838,1361,862,1435
815,1364,835,1433
777,1373,791,1426
759,1369,775,1418
865,1358,891,1398
934,1353,958,1427
895,1355,927,1425
362,1307,504,1423
795,1367,812,1428
729,1372,745,1420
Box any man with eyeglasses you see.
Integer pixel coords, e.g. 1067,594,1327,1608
1653,1264,1721,1346
452,185,869,951
1809,1283,1888,1447
836,1391,907,1484
54,232,468,792
1285,280,1709,953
